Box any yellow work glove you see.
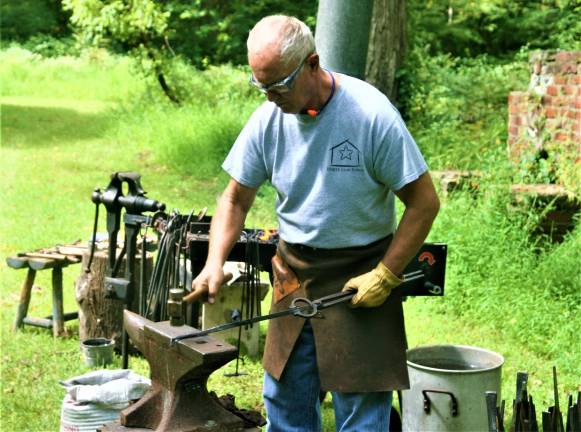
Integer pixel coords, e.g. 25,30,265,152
342,262,403,308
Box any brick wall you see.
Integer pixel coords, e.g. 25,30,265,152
507,51,580,186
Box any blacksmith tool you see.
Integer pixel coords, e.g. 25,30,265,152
171,270,426,346
145,210,194,323
99,310,257,432
565,391,581,432
510,371,539,432
486,391,505,432
88,172,165,368
543,366,565,432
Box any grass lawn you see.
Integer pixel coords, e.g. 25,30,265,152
1,51,579,431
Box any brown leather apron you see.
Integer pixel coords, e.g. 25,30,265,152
263,236,410,392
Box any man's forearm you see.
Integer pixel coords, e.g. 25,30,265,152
206,187,252,268
382,172,440,276
381,206,438,276
206,205,246,267
342,174,438,308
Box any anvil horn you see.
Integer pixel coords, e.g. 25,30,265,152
123,310,147,353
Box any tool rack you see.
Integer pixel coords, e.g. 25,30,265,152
7,243,89,337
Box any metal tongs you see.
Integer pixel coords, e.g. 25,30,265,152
170,269,424,346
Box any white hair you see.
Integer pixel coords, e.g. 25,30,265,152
247,15,315,68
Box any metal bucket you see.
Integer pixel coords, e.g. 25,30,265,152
402,344,504,432
80,338,114,367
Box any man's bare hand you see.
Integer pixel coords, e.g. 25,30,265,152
184,265,233,304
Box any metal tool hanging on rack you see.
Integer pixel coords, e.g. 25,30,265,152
87,172,165,368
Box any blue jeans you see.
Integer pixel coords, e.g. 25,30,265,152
263,321,392,431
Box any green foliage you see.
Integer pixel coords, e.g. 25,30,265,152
62,0,170,48
403,1,580,194
408,0,581,58
164,0,317,68
398,44,579,193
16,35,80,57
0,0,71,42
60,0,314,103
62,0,180,102
62,0,317,70
429,182,580,367
112,61,262,177
399,48,529,170
514,149,560,185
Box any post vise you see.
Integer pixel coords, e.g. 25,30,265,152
88,172,165,368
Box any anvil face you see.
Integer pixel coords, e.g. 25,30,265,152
118,311,245,432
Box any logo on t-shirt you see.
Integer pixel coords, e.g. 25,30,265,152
328,140,363,172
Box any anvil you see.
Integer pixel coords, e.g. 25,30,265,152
100,310,253,432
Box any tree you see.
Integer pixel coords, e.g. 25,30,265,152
1,0,70,41
63,0,180,103
62,0,318,103
365,0,407,103
405,0,581,58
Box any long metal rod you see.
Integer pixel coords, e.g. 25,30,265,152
171,306,306,345
172,270,425,346
85,202,100,273
140,230,147,315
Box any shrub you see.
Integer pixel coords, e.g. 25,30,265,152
407,0,581,58
429,176,580,363
19,35,80,58
399,48,529,170
0,0,70,42
166,0,317,68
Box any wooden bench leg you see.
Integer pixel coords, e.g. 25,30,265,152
52,266,65,337
14,268,36,331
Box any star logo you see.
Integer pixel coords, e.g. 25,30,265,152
340,145,353,160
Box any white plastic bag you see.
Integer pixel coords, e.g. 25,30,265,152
60,369,150,432
61,369,151,407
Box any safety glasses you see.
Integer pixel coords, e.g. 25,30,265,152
249,54,310,94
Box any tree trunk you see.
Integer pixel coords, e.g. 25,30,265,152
365,0,407,103
146,47,180,105
75,251,152,348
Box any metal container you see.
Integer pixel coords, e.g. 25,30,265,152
402,344,504,432
81,338,114,367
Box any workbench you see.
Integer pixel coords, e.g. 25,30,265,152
6,243,89,337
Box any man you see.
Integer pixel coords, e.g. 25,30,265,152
188,15,440,431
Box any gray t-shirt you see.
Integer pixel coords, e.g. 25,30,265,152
223,73,428,248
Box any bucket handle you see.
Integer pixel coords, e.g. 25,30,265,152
422,389,458,417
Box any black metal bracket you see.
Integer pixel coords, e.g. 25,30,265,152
187,219,447,297
422,389,459,417
89,172,165,369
